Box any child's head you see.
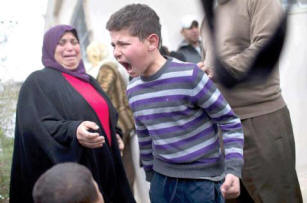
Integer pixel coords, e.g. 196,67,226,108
106,4,161,47
106,4,163,77
33,162,104,203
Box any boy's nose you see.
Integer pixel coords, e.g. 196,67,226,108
113,47,121,59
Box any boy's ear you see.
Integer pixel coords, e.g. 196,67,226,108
147,34,159,51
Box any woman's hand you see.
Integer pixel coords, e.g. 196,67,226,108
220,173,240,199
76,121,105,148
116,134,125,156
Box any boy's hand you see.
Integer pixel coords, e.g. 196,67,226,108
220,174,240,199
197,61,214,79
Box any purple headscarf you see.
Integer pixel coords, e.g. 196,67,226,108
42,24,89,81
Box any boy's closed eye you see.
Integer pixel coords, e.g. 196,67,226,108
111,41,130,48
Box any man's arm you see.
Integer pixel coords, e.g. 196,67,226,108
200,0,283,80
222,0,283,78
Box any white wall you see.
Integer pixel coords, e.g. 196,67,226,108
45,0,79,28
279,8,307,200
84,0,203,58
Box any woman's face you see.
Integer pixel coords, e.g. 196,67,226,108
54,32,81,70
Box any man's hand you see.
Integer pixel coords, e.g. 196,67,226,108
116,134,125,156
220,174,240,199
197,61,214,79
76,121,105,148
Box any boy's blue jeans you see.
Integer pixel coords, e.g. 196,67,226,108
149,172,225,203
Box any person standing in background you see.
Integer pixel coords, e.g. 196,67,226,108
200,0,303,202
85,41,109,78
177,14,204,64
87,41,151,203
87,41,135,188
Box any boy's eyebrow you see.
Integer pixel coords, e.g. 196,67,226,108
111,40,130,46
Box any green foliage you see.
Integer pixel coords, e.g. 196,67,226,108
0,128,14,202
0,82,20,203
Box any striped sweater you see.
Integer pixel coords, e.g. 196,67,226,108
127,59,244,180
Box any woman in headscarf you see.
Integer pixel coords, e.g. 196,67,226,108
9,24,135,203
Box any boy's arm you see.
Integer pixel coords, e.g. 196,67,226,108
193,67,244,178
135,119,154,181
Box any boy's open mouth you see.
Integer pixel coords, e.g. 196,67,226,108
120,62,132,72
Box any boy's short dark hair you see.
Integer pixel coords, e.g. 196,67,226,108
32,162,99,203
106,3,162,47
